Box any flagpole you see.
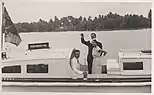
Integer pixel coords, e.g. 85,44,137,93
1,2,4,51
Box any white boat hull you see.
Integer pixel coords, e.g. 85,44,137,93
2,82,151,93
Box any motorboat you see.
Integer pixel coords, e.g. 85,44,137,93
1,42,152,92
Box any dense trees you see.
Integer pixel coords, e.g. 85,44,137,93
15,10,152,32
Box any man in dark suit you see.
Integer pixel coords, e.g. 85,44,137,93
80,33,103,74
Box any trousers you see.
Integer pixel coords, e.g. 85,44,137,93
87,59,93,74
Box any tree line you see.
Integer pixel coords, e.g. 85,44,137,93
15,10,152,32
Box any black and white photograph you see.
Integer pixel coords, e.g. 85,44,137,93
0,0,152,93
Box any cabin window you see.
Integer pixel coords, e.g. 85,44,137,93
27,64,48,73
2,65,21,73
123,62,143,70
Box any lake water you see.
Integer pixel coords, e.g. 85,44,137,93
4,29,151,63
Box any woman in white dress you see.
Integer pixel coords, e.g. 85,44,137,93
91,40,107,74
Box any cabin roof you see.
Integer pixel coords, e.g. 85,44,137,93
2,48,72,62
119,51,151,59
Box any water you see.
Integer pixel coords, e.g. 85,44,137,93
2,86,151,93
5,29,151,62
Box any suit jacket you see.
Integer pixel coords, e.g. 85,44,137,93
81,37,102,61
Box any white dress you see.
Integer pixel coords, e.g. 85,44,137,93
71,58,83,75
68,58,84,79
92,46,103,74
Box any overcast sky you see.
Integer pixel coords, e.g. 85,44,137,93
1,0,152,23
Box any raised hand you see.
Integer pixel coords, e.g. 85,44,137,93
80,33,84,38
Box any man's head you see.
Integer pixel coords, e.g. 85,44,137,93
91,40,97,47
91,33,96,39
74,50,80,59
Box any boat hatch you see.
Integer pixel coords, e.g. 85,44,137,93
118,50,151,75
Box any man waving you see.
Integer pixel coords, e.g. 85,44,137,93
80,33,103,74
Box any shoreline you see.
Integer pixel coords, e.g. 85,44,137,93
19,28,151,34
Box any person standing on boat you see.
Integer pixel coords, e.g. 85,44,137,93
80,33,102,74
71,49,87,77
91,40,107,74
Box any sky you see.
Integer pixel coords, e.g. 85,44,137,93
0,0,152,23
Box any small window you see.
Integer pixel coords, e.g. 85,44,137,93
27,64,48,73
123,62,143,70
2,65,21,73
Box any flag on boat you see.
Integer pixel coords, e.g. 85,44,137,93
2,5,22,46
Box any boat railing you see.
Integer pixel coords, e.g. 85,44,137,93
120,49,143,52
119,49,151,56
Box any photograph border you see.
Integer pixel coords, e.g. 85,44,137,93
0,0,153,95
